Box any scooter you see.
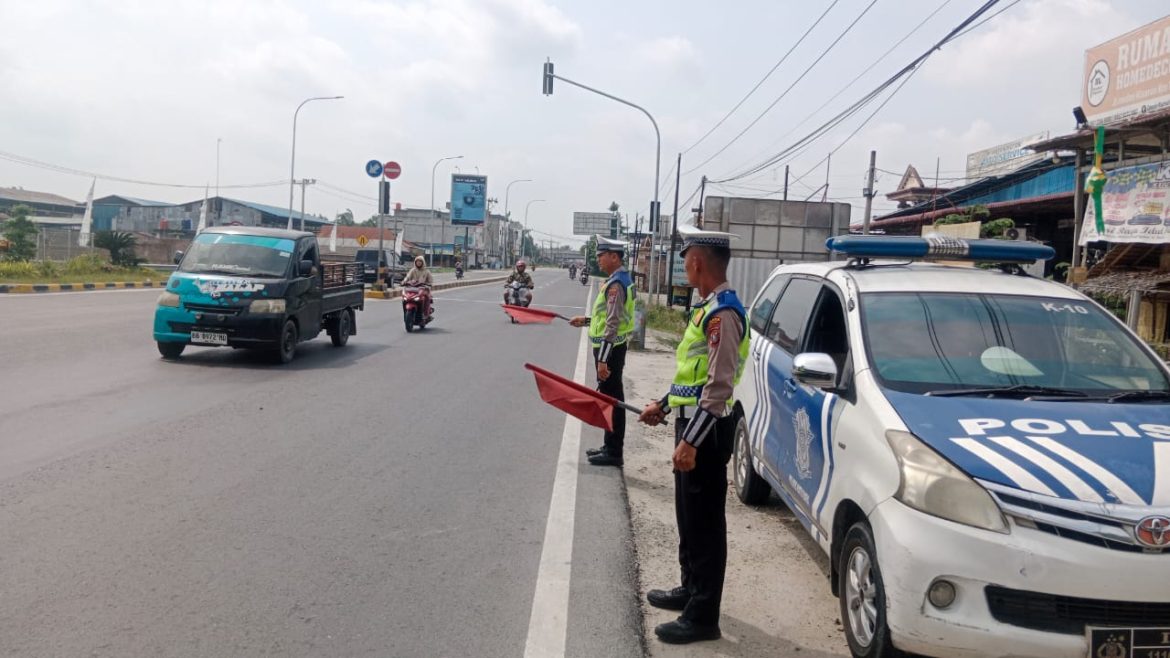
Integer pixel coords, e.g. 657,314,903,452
580,270,588,286
402,284,433,333
455,265,464,280
504,280,532,324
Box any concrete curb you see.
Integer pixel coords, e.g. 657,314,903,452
0,281,159,294
363,275,510,300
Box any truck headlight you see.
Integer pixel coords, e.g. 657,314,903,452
885,430,1009,533
157,291,180,308
249,299,286,314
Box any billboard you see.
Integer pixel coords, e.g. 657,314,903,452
1082,15,1170,126
965,131,1050,180
573,211,615,236
1079,159,1170,244
450,174,487,225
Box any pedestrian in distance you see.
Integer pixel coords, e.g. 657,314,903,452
638,225,749,644
569,235,635,467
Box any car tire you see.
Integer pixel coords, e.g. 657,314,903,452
330,309,351,347
733,414,771,505
404,309,414,333
275,320,298,364
839,521,902,658
157,341,185,360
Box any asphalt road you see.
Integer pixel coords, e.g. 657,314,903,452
0,271,643,657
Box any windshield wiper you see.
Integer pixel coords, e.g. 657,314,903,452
926,384,1087,399
1104,390,1170,404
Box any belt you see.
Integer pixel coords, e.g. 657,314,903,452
676,405,732,420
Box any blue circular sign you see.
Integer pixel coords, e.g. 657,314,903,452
365,160,383,178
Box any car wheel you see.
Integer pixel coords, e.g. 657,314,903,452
275,320,298,364
330,309,351,347
733,414,771,505
839,521,901,658
157,341,185,360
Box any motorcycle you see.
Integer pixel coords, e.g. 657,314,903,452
580,270,588,286
455,266,464,280
504,280,532,324
401,284,433,332
569,266,576,280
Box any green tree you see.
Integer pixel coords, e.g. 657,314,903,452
585,235,600,276
336,209,355,226
2,204,36,261
361,215,379,227
94,230,139,266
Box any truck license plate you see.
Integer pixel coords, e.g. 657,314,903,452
190,331,228,346
1088,627,1170,658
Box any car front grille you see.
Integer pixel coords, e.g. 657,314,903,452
986,585,1170,635
184,303,242,316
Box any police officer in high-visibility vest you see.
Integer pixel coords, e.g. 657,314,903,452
639,225,748,644
569,235,635,467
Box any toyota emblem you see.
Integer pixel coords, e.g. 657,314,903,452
1135,515,1170,548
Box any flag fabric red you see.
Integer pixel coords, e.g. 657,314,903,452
501,304,568,324
525,363,617,431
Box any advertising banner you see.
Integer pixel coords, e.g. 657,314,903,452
573,212,614,236
1082,15,1170,126
451,174,487,225
1080,160,1170,244
965,132,1050,179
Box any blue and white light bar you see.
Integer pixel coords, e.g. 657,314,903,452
826,236,1055,264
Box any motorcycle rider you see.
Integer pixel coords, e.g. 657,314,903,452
402,256,434,319
503,260,535,307
569,263,577,280
455,259,464,279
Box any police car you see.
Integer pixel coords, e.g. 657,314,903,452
733,236,1170,658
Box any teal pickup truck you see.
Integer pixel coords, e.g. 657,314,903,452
154,227,365,363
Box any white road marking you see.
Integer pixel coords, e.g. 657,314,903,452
523,286,591,658
434,296,584,310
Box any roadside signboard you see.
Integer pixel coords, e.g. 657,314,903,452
384,161,402,180
450,174,487,225
573,212,613,236
1080,160,1170,244
365,160,383,178
1082,15,1170,126
965,132,1051,180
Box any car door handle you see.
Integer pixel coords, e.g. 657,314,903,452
784,379,797,394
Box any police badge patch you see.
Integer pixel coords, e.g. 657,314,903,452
793,407,813,479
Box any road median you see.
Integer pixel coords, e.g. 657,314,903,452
363,275,510,300
0,281,159,294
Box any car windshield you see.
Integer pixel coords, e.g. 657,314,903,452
179,234,295,278
861,292,1170,395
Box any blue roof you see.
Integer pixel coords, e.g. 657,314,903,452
876,161,1075,221
221,197,329,225
94,195,173,207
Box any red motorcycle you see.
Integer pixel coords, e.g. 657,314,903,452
402,285,433,332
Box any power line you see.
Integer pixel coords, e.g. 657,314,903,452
683,0,881,176
680,0,842,156
710,0,1005,184
0,149,285,190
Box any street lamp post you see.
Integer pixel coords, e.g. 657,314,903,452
215,137,221,226
542,60,661,297
431,155,464,266
288,95,343,230
524,199,546,261
503,178,532,265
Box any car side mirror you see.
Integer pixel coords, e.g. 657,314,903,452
299,260,314,277
173,250,184,265
793,353,838,390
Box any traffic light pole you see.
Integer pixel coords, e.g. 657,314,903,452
542,61,661,298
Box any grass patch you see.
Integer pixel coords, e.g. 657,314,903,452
646,303,689,338
0,255,158,283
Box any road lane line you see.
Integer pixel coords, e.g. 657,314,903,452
523,284,592,658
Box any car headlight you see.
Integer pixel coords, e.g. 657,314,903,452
885,430,1009,533
249,299,286,313
157,291,180,308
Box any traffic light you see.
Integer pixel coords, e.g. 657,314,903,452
542,60,554,96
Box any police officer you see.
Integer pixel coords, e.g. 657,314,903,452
639,225,748,644
569,236,635,467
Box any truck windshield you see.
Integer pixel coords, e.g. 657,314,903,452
861,292,1170,395
179,234,296,278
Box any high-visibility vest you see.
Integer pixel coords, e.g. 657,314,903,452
589,269,636,347
668,289,750,408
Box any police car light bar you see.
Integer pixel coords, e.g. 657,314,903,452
826,236,1054,264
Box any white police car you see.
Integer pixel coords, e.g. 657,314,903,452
733,236,1170,658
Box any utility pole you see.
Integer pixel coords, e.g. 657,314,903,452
823,154,831,203
783,165,789,201
667,152,682,307
297,178,317,232
862,151,876,235
697,176,708,227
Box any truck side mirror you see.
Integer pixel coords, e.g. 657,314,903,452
173,250,184,265
299,260,313,277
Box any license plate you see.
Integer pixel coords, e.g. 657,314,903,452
190,331,228,346
1088,627,1170,658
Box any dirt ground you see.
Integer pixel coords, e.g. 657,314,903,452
619,329,851,658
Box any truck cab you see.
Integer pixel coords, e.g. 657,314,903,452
154,227,364,363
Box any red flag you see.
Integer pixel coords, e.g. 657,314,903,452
525,363,617,431
502,304,569,324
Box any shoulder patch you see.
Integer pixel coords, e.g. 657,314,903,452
607,285,619,300
708,315,722,347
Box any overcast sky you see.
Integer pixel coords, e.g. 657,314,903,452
1,0,1166,246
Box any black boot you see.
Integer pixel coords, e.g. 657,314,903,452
646,586,689,611
587,452,622,467
585,446,608,457
654,618,721,644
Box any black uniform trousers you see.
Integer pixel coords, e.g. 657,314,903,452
593,343,627,456
673,413,735,626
